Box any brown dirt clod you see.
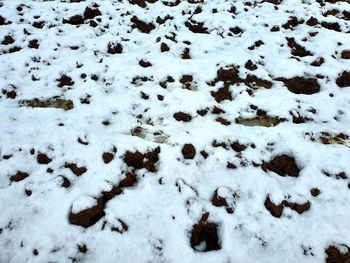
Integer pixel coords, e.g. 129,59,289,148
264,195,284,218
336,71,350,88
130,16,155,33
123,147,160,172
64,163,87,176
118,172,137,187
57,75,74,87
102,152,114,164
37,153,52,164
10,171,29,182
277,77,320,94
107,42,123,54
173,112,192,122
182,144,196,159
325,245,350,263
262,154,300,177
69,198,105,228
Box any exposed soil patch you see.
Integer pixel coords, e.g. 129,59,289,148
160,42,170,52
325,245,350,263
107,42,123,54
118,172,137,187
211,86,232,102
1,35,15,45
182,144,196,159
130,16,155,33
63,15,85,25
264,195,310,217
185,20,209,34
286,37,312,57
139,59,152,67
264,195,284,217
57,75,74,87
211,187,238,214
102,152,114,164
310,188,320,197
190,214,221,252
209,66,240,86
276,77,320,94
69,198,105,228
262,154,300,177
336,71,350,88
10,171,29,182
60,176,71,188
83,6,101,20
123,147,160,172
37,153,52,164
173,112,192,122
70,184,123,228
341,50,350,59
64,163,87,176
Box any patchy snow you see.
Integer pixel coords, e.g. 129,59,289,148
0,0,350,262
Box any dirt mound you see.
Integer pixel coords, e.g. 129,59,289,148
21,98,74,111
64,163,87,176
286,37,312,57
211,187,238,214
107,42,123,54
264,195,310,217
69,198,105,228
123,147,160,172
173,112,192,122
185,20,209,34
262,154,300,177
130,16,155,33
277,77,320,94
325,245,350,263
336,71,350,88
57,75,74,87
10,171,29,182
37,153,52,164
129,0,157,7
182,144,196,159
102,152,114,164
118,172,137,187
211,86,232,102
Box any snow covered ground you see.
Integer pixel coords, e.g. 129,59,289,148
0,0,350,262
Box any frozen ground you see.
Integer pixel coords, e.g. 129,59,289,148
0,0,350,262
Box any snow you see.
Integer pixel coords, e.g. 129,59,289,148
0,0,350,262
